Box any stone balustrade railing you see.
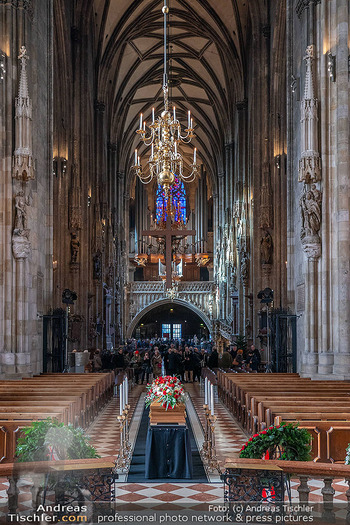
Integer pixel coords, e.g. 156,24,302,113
127,281,215,321
223,458,350,522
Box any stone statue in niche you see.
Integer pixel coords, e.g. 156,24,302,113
260,231,273,264
240,252,249,286
14,191,30,232
300,184,322,238
93,249,102,281
70,232,80,264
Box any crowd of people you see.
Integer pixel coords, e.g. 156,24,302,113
89,338,263,380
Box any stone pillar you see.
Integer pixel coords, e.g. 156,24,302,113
332,0,350,378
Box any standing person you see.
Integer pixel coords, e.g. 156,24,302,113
130,350,142,384
193,348,202,382
93,349,103,372
183,348,194,382
164,348,171,375
152,348,163,378
113,347,126,370
208,347,218,369
141,351,152,384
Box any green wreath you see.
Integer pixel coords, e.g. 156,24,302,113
239,422,312,461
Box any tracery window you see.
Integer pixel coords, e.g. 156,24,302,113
156,177,186,223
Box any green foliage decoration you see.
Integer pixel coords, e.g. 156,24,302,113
239,422,312,462
345,444,350,465
233,334,247,352
16,419,99,462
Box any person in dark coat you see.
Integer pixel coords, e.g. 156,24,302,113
208,347,218,369
112,348,126,369
141,351,152,384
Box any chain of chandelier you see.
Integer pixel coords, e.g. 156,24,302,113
132,0,199,196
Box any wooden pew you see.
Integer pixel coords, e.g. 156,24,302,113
217,371,350,462
0,372,115,464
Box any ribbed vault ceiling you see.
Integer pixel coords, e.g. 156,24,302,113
93,0,251,182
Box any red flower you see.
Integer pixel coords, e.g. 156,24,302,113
248,438,253,442
253,434,259,438
261,430,267,434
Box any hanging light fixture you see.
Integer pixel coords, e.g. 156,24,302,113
132,0,199,195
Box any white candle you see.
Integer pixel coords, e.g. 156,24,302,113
134,149,137,165
152,107,155,123
138,156,140,166
188,110,191,128
139,113,143,130
193,147,197,164
173,106,176,121
151,144,154,157
119,384,123,415
125,377,128,405
190,118,193,129
174,142,177,156
143,120,146,131
210,384,214,416
204,377,208,405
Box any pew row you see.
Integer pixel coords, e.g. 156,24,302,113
0,372,115,464
217,371,350,462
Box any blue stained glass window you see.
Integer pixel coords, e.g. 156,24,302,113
156,176,186,223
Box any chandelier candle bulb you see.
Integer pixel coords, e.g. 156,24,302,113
139,113,143,130
190,118,193,129
143,121,146,131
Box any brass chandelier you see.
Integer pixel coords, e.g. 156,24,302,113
132,0,199,195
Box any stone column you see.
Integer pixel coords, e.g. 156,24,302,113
332,0,350,378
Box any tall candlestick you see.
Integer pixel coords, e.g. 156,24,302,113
139,113,143,130
152,107,155,123
143,121,146,131
151,144,154,157
174,142,177,156
188,110,191,128
134,149,137,165
125,377,128,405
173,106,176,121
138,156,140,166
204,377,208,405
194,147,197,164
119,384,123,415
210,384,214,416
190,118,193,129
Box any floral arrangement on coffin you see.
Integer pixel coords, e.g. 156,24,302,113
239,422,312,461
145,376,186,410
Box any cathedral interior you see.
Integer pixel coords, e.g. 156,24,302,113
0,0,349,380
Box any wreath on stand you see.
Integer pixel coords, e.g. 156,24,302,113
239,422,312,462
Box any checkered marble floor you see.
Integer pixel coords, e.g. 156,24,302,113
185,382,249,464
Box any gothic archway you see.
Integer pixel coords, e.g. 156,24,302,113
126,298,212,339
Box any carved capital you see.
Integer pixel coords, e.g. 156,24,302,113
12,232,31,259
298,154,321,183
235,99,248,111
301,236,321,260
296,0,321,18
94,100,105,113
